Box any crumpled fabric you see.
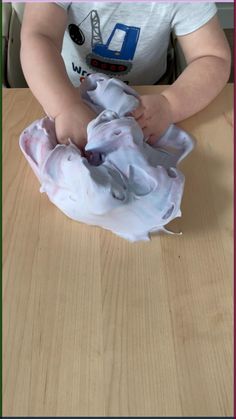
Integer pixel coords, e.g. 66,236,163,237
19,73,195,241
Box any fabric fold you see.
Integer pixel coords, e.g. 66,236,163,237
19,73,195,241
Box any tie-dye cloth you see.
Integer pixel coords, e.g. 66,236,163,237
19,74,195,241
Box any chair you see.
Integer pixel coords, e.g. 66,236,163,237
3,2,27,87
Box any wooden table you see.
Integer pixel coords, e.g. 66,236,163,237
3,85,233,417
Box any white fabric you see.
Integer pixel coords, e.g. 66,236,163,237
56,2,217,85
19,74,195,241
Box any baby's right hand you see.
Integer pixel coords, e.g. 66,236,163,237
55,101,97,150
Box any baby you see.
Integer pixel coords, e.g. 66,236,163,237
20,2,231,149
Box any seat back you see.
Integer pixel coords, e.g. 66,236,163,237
3,2,27,87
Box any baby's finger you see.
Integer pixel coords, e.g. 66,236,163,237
147,134,158,145
131,105,145,119
72,136,87,150
56,135,70,145
142,127,151,138
135,115,147,129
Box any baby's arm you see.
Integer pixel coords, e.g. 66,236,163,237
20,3,96,149
133,15,231,143
162,15,231,122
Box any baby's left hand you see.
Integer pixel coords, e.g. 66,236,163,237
131,94,173,144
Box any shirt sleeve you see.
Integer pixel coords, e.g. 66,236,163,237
55,2,71,12
171,3,218,36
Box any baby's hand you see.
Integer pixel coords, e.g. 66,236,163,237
132,94,173,144
55,101,97,150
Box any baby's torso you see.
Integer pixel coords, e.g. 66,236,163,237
59,2,174,86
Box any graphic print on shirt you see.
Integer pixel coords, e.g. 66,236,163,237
68,9,140,76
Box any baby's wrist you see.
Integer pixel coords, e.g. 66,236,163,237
159,93,174,126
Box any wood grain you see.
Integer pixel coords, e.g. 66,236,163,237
2,85,233,417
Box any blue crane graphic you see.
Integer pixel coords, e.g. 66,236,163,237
68,10,140,75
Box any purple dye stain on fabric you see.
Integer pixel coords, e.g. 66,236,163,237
19,73,195,241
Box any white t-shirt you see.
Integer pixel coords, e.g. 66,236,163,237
56,2,217,86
